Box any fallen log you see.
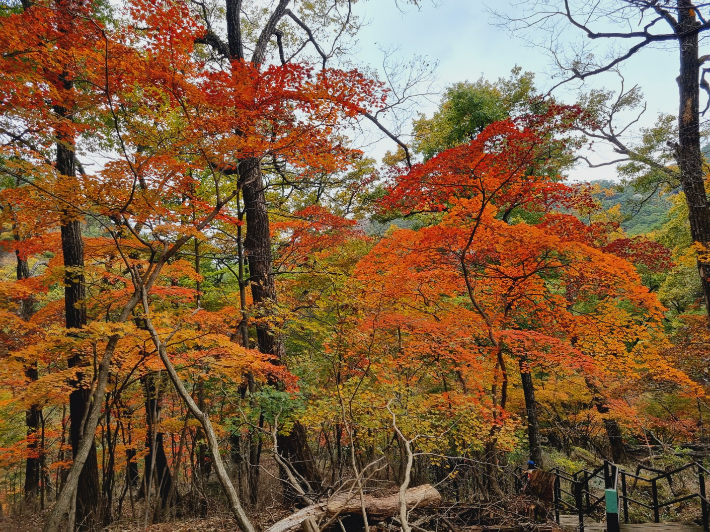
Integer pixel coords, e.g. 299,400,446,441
462,525,559,532
266,484,441,532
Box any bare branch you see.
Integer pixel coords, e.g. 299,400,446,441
575,155,631,168
285,9,328,68
362,111,412,168
275,29,287,65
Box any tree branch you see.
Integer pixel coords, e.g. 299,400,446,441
195,30,230,59
252,0,291,64
285,9,328,68
362,111,412,168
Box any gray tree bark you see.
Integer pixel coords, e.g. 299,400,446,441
57,81,101,532
676,1,710,322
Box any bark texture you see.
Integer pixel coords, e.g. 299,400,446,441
223,3,322,494
239,158,284,358
676,1,710,322
58,137,101,531
14,248,42,502
265,484,441,532
142,374,174,517
519,361,542,467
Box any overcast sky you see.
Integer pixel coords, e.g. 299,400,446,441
352,0,684,183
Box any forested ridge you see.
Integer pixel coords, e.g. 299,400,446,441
0,1,710,531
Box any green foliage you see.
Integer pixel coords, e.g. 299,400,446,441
617,113,681,191
0,1,25,16
591,179,673,235
253,388,306,431
654,195,704,316
412,67,537,161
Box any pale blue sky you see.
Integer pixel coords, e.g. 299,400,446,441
354,0,683,182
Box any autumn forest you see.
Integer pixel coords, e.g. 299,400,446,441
1,1,710,531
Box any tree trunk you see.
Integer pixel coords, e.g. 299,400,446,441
54,4,102,521
602,417,627,464
126,448,140,489
196,381,211,483
101,394,119,527
248,416,263,506
594,402,627,463
142,374,174,518
240,155,322,496
67,365,101,530
677,1,710,323
239,158,284,359
519,360,542,467
14,249,42,503
24,368,41,502
277,422,322,506
58,132,101,530
222,3,321,498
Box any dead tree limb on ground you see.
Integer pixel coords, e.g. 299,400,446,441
266,484,442,532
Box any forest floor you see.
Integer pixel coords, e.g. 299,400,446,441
105,515,261,531
0,506,292,532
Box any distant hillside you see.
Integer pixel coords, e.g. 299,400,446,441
363,180,674,237
590,179,675,235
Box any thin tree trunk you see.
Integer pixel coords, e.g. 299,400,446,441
9,181,43,505
247,414,263,506
126,448,139,490
237,200,249,349
592,400,627,463
141,296,256,532
141,373,173,518
164,413,189,520
101,393,121,527
196,381,211,484
519,359,542,467
603,418,626,463
24,366,41,503
15,250,42,503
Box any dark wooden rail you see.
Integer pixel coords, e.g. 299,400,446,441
525,460,710,531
